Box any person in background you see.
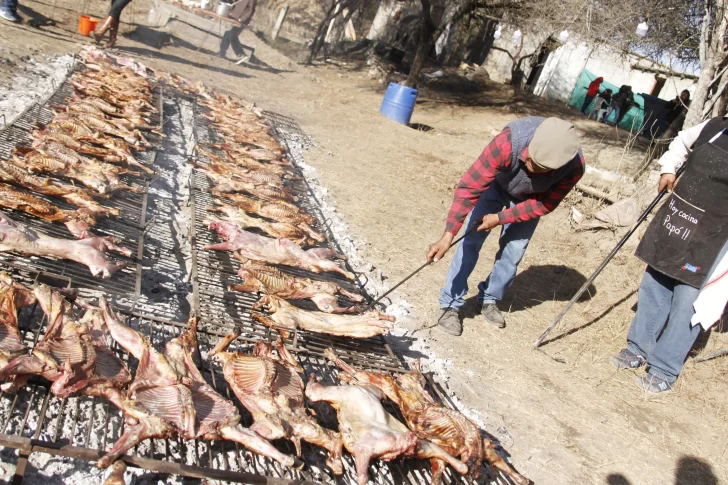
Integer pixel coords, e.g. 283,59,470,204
589,88,612,122
616,86,637,124
93,0,134,47
581,76,604,114
603,86,626,124
656,90,691,138
612,114,728,393
220,0,257,63
0,0,21,23
427,117,585,336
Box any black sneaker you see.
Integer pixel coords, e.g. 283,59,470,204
481,303,505,328
610,348,646,370
635,373,673,394
437,308,462,336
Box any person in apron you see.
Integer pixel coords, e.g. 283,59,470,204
611,115,728,393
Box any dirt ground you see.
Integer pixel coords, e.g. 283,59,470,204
1,1,727,484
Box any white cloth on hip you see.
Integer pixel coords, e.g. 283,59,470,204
692,251,728,330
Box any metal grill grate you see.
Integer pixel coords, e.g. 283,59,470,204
0,68,166,307
0,77,520,484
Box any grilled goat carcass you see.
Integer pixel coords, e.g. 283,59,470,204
210,200,324,246
208,331,344,474
324,350,530,485
306,374,467,485
231,261,363,314
0,211,129,278
0,183,96,238
205,221,353,279
216,143,289,166
54,111,149,148
0,164,120,218
31,128,153,174
195,163,294,203
223,194,312,226
0,273,36,392
206,205,323,247
253,295,393,338
12,149,141,195
197,145,292,176
0,285,131,401
98,302,300,470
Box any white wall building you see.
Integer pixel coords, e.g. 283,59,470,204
482,27,697,103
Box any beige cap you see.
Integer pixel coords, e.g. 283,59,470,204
529,118,581,169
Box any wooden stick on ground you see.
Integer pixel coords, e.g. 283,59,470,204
694,348,728,364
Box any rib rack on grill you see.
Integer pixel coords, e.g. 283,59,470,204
0,182,96,238
0,285,131,403
98,301,301,470
208,330,344,475
209,200,325,246
0,163,120,218
230,261,363,314
0,273,36,392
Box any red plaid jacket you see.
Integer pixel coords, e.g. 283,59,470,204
445,128,585,235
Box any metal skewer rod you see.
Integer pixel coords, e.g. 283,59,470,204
533,165,685,348
365,225,478,310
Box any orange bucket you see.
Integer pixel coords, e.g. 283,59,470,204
77,15,92,36
89,17,99,33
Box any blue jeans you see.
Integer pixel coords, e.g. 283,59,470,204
439,184,539,309
627,266,700,383
1,0,18,12
603,106,620,124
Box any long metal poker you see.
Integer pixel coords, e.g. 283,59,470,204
533,165,685,348
365,225,478,310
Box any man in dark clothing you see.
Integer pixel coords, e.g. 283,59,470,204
616,86,637,124
220,0,256,61
581,77,603,114
427,117,585,336
655,90,691,137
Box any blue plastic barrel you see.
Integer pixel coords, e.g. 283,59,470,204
379,82,418,125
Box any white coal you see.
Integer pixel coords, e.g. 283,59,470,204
0,55,74,126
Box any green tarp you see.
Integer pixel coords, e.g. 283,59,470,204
568,69,645,131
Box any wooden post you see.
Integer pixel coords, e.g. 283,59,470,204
271,5,288,40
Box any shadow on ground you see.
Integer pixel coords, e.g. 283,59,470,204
118,44,252,79
607,456,718,485
459,264,596,318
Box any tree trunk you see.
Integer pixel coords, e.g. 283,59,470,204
684,0,728,128
404,0,435,88
711,64,728,117
307,1,340,64
685,58,721,128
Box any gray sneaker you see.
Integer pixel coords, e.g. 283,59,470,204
481,303,505,328
610,348,646,370
635,373,673,394
437,308,462,336
0,6,20,22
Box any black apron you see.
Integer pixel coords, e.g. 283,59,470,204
635,116,728,287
